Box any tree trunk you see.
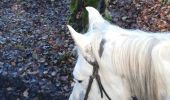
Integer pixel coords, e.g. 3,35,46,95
69,0,110,32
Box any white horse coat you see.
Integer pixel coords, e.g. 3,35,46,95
68,7,170,100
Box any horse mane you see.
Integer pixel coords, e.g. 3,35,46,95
105,35,167,100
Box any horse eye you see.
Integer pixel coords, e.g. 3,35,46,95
74,78,83,83
78,80,83,83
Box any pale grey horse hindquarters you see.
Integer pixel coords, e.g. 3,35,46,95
68,6,170,100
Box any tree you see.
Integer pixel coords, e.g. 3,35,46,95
69,0,111,32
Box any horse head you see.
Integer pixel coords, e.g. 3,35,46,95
67,7,108,100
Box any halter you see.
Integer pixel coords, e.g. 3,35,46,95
83,58,111,100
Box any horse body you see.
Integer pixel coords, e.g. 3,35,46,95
68,7,170,100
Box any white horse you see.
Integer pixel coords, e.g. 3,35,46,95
67,7,170,100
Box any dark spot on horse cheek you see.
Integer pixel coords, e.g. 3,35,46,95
99,39,106,58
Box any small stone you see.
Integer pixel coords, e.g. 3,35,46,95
69,44,74,48
66,31,69,34
44,62,48,66
11,61,16,66
0,62,4,67
64,44,68,47
51,71,56,76
65,40,69,43
23,89,29,97
0,69,3,74
56,83,60,87
42,35,48,40
67,48,71,51
7,87,13,91
32,52,38,59
53,60,58,63
0,32,2,35
122,16,127,21
60,76,68,81
63,86,68,90
58,52,63,55
38,58,46,63
12,72,17,77
19,68,23,72
61,25,65,29
0,36,6,44
2,71,8,76
43,71,48,74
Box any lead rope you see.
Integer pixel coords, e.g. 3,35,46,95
84,60,111,100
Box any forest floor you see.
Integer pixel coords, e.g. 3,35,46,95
0,0,74,100
0,0,169,100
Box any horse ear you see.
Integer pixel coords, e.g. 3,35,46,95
67,25,88,49
86,6,105,30
67,25,95,62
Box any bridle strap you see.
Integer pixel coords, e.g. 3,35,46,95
84,74,94,100
84,60,111,100
96,74,111,100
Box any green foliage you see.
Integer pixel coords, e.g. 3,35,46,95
167,0,170,4
104,9,112,22
70,0,77,13
87,0,98,7
162,0,170,5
